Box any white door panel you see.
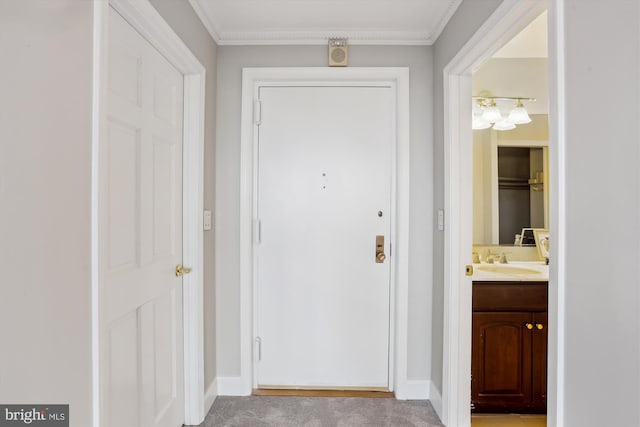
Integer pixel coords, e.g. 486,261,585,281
102,8,184,427
107,313,139,427
256,86,393,388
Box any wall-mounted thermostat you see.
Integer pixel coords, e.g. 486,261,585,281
329,38,348,67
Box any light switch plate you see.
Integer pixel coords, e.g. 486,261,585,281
203,210,212,231
437,209,444,231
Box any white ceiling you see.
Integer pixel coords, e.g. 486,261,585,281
188,0,462,45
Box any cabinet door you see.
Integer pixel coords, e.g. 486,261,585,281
472,312,533,412
532,311,548,411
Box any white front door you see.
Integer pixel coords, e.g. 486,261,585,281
101,8,184,427
256,85,394,389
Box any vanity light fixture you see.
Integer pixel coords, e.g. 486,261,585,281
472,113,492,130
472,96,536,131
507,99,532,124
480,100,502,123
492,119,516,131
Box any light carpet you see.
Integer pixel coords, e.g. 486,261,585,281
197,396,444,427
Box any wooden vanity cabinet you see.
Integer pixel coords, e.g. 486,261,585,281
471,281,548,413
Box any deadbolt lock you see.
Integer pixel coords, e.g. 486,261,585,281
375,235,386,264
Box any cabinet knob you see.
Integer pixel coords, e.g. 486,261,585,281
524,322,534,330
535,323,544,330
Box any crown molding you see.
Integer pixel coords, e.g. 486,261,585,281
216,30,432,46
188,0,221,42
428,0,463,44
188,0,462,46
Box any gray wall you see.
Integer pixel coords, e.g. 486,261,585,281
150,0,218,394
215,46,434,381
559,1,640,425
431,0,504,393
0,1,217,425
433,1,640,425
0,1,94,426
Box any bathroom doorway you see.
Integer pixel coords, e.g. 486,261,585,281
470,11,549,423
441,1,564,426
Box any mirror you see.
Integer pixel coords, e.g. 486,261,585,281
473,120,549,245
472,16,550,247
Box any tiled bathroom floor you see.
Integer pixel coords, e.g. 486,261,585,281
471,414,546,427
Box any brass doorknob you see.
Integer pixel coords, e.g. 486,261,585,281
524,322,534,330
376,252,386,263
175,264,192,277
536,323,544,330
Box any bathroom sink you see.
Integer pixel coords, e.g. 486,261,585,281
475,264,542,275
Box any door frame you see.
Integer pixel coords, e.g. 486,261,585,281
441,0,565,426
92,1,207,425
238,67,411,396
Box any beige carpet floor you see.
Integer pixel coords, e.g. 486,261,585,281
198,396,444,426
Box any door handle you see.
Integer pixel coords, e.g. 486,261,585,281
175,264,192,277
375,235,386,263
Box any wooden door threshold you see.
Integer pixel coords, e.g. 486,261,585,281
253,388,394,398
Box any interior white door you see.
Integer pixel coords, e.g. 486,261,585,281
101,8,184,427
256,86,394,389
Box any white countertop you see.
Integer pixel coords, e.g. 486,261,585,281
472,261,549,282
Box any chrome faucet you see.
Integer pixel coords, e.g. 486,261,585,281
499,252,509,264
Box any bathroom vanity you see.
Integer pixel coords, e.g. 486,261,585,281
471,266,548,413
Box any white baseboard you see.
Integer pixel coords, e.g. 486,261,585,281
395,380,442,421
429,381,443,421
395,379,430,400
204,378,218,414
216,376,252,396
